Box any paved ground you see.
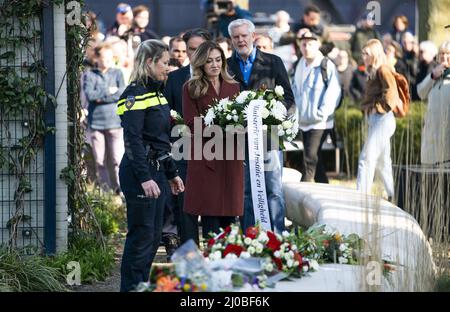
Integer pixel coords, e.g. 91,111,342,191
73,245,168,292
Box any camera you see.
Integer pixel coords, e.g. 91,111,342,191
214,0,233,15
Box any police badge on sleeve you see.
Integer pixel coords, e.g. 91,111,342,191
125,96,135,109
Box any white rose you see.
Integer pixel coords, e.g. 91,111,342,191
286,129,292,135
228,236,236,244
273,251,281,258
236,91,250,104
233,115,239,122
291,244,297,251
232,109,237,115
278,129,285,136
282,231,290,238
213,250,222,260
339,244,347,252
282,120,293,129
309,259,320,271
261,107,270,119
170,110,178,118
287,259,294,268
226,114,232,120
338,256,348,264
244,237,252,245
264,263,274,272
240,251,251,259
270,98,277,106
255,245,263,254
258,232,268,242
274,85,284,97
302,265,309,272
247,246,256,255
225,253,237,259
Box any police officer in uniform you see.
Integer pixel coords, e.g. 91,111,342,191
117,39,184,292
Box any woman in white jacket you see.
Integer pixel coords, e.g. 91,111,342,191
417,41,450,165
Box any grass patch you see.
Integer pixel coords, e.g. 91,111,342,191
0,247,67,292
435,273,450,292
45,233,116,285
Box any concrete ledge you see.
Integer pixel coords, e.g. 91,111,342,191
282,169,436,291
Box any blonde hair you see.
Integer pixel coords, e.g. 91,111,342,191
129,39,168,84
187,41,236,99
363,39,393,79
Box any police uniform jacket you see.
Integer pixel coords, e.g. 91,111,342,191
117,78,178,184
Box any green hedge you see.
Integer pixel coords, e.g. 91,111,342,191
335,100,426,177
87,189,126,237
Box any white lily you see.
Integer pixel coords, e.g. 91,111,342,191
204,109,216,126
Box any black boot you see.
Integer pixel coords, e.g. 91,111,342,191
161,233,180,262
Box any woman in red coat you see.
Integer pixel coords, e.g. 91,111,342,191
182,41,243,239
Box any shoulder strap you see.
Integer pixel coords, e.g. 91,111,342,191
320,57,329,88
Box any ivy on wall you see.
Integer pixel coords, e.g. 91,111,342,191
62,0,105,247
0,0,104,251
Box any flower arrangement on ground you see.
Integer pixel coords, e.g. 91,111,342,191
204,224,314,278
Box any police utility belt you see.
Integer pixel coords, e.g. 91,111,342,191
147,150,171,171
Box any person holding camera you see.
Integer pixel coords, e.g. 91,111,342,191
217,0,252,38
417,41,450,165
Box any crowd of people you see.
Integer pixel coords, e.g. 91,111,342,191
79,2,450,292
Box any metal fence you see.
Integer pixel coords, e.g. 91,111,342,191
0,4,56,253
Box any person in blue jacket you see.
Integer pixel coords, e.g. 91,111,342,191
117,39,184,292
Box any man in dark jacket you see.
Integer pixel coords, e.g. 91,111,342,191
350,14,380,66
227,19,295,234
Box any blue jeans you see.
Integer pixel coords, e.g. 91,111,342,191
357,111,396,197
119,157,166,292
241,149,285,234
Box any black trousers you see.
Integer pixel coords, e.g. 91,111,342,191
301,129,329,183
174,159,200,245
119,157,166,292
201,216,236,239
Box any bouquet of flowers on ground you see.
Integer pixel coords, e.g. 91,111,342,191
204,223,313,280
134,264,208,292
203,85,299,149
296,224,364,265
